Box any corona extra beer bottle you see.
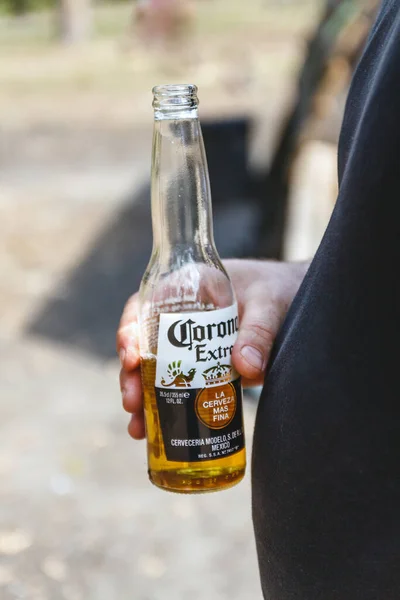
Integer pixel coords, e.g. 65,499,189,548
139,84,246,493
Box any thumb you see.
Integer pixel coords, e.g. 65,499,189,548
232,299,280,384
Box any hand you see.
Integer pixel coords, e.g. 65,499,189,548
117,259,309,440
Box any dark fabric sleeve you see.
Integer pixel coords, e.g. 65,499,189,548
252,3,400,599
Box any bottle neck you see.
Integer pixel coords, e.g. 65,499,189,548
151,112,215,263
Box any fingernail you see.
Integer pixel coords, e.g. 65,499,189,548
240,345,264,370
119,349,126,367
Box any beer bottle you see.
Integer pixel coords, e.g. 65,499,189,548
139,84,246,493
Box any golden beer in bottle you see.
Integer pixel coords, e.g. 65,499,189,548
139,84,246,493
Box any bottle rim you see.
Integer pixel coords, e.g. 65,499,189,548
152,84,199,117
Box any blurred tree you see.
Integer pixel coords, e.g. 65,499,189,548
2,0,54,15
255,0,378,259
7,0,29,15
134,0,194,48
57,0,92,43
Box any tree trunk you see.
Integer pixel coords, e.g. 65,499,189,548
58,0,92,44
255,0,356,259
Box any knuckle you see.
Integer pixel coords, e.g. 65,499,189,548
116,329,124,352
122,394,132,413
241,320,276,347
119,369,125,389
120,294,139,325
116,324,139,355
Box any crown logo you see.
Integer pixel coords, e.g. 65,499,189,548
202,362,232,387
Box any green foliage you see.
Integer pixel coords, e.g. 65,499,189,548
0,0,131,17
0,0,53,15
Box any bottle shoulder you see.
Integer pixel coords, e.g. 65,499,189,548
140,260,235,315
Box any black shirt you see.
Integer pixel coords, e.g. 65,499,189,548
253,2,400,598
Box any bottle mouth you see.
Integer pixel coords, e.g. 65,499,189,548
152,84,199,119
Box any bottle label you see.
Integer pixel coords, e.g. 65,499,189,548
155,304,245,462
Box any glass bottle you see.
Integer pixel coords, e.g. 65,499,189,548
139,84,246,493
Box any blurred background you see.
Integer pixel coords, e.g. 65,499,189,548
0,0,378,598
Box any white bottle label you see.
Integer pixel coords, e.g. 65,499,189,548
153,303,245,462
155,303,240,389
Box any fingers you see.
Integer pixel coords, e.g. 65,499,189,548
119,293,139,328
116,293,140,372
117,293,145,439
120,368,145,440
120,367,145,440
128,412,146,440
120,369,143,413
232,296,281,385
